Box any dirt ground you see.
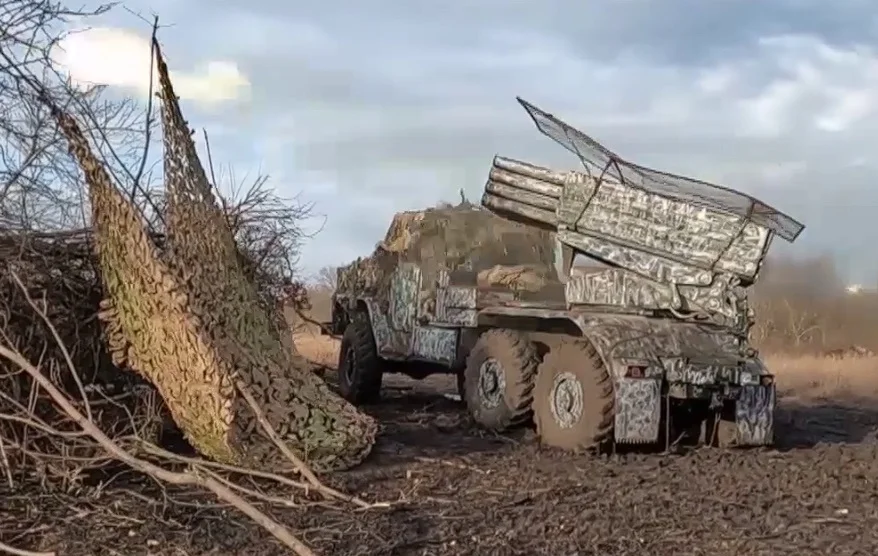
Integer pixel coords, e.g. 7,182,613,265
5,334,878,556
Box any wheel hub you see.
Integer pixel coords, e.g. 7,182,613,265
478,358,506,408
549,372,583,428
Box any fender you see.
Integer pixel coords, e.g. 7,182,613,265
334,294,409,360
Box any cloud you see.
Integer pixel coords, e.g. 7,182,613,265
51,26,250,106
67,0,878,283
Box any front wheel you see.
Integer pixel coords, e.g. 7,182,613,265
337,311,383,404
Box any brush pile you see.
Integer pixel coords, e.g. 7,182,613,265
0,192,310,488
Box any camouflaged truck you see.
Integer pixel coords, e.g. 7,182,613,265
328,97,805,452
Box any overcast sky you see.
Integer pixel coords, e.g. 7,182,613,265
50,0,878,284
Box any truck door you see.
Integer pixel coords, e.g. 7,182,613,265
389,262,421,332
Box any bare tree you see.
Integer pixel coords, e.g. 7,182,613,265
0,0,155,233
314,264,337,291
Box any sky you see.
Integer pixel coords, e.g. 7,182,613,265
46,0,878,284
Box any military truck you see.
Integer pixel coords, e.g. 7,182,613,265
328,97,804,452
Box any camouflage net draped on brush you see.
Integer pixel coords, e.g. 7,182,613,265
47,42,376,472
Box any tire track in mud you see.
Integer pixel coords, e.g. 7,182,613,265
319,377,878,556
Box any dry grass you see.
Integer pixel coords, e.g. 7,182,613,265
293,331,339,368
766,353,878,400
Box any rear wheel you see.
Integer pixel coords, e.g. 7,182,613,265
703,413,738,448
456,369,466,402
337,311,383,404
463,329,539,431
533,339,615,452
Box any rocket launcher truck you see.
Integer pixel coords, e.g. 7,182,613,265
328,97,804,451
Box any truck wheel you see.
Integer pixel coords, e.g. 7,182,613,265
704,413,738,448
456,370,466,403
533,339,614,451
337,311,383,404
463,329,539,431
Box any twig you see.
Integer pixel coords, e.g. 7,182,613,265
235,381,384,509
10,272,92,422
0,540,55,556
0,433,13,488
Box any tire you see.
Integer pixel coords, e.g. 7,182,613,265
456,370,466,403
463,329,539,431
533,339,615,451
704,413,738,448
337,310,383,404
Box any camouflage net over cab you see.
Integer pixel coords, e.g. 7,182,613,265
338,200,557,314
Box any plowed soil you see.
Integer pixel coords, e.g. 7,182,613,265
5,373,878,556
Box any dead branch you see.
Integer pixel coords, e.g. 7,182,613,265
235,380,380,509
0,339,316,556
0,540,54,556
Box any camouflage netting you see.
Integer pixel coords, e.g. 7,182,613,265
0,41,376,485
0,229,166,487
338,199,557,313
149,42,375,470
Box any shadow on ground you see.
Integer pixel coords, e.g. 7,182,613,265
775,396,878,449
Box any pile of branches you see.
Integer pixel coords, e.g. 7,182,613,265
0,4,368,555
0,170,314,487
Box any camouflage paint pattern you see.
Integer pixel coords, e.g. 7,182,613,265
566,269,680,310
735,384,775,445
485,156,773,283
569,314,744,376
389,263,420,330
556,230,714,286
554,167,771,280
411,326,459,364
435,284,478,327
614,378,662,443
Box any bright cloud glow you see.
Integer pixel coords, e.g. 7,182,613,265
51,27,250,106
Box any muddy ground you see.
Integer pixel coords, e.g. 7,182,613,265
4,374,878,556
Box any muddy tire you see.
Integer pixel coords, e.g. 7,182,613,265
456,370,466,402
704,414,738,448
337,311,383,404
533,339,615,451
463,329,539,431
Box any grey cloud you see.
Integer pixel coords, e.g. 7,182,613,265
93,0,878,280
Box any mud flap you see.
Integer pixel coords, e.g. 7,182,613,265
614,378,661,443
735,384,776,446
